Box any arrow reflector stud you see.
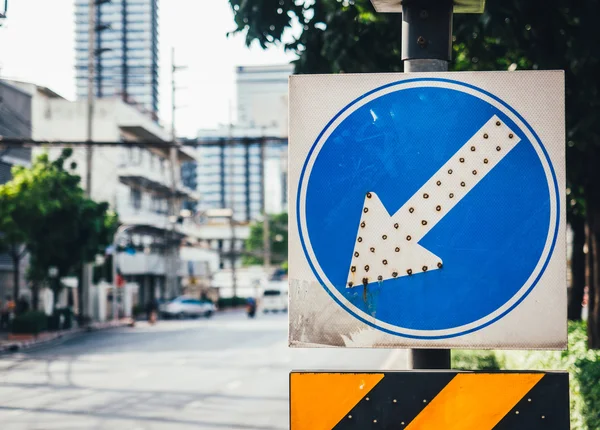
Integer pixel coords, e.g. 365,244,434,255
347,115,521,287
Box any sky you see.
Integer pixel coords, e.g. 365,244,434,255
0,0,297,137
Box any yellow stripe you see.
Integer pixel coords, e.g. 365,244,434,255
405,373,543,430
290,373,384,430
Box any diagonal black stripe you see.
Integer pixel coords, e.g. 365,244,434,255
333,371,456,429
493,372,570,430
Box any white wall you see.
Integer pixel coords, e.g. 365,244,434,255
180,246,220,274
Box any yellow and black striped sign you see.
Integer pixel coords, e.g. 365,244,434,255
290,371,569,429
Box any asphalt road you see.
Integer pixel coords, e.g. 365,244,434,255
0,311,407,430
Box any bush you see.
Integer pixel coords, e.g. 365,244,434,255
452,349,503,370
47,308,74,331
132,304,145,317
217,296,247,309
498,321,600,430
11,311,48,335
454,322,600,430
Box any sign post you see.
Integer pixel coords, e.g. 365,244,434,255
288,0,568,427
400,0,454,369
376,0,485,370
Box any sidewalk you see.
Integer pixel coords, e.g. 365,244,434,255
0,318,132,354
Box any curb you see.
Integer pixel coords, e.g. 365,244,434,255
0,318,132,355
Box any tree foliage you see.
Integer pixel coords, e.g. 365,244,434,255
0,149,118,309
243,212,288,266
229,0,600,345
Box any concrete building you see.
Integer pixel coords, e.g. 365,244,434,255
236,64,293,136
194,136,286,223
180,161,198,213
74,0,160,119
0,80,32,302
195,64,292,223
12,80,200,305
187,65,292,273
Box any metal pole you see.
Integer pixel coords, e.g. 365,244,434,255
403,0,453,370
260,133,271,270
86,0,95,191
167,47,179,300
228,110,238,300
82,0,96,323
112,235,118,322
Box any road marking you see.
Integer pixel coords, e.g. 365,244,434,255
347,115,521,286
185,400,204,409
226,380,242,390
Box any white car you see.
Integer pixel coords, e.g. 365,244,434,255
161,297,216,319
261,281,288,313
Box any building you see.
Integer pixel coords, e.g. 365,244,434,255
12,79,200,307
195,64,292,222
74,0,159,119
236,64,293,136
194,136,286,223
180,161,198,213
0,80,32,302
186,65,291,272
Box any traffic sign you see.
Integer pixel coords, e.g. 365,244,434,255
290,371,569,429
289,72,566,348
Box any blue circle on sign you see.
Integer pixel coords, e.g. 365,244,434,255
297,78,559,339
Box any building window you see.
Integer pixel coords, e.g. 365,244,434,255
130,188,142,210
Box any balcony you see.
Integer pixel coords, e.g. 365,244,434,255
117,252,166,276
117,164,198,200
118,206,170,231
117,163,170,193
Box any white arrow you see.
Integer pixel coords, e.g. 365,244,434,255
346,115,522,288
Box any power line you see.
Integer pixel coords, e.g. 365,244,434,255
0,136,288,148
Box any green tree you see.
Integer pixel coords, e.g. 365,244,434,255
243,213,288,266
230,0,600,345
0,187,29,301
0,149,117,311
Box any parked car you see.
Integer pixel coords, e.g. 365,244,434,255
261,281,288,313
160,297,216,319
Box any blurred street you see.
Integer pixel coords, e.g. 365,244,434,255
0,311,406,430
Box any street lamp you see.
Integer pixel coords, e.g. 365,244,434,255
48,266,59,312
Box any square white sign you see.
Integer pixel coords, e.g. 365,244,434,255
289,71,566,349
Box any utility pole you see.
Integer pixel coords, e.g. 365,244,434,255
228,104,238,300
167,47,185,300
401,0,453,370
260,130,271,271
82,0,96,323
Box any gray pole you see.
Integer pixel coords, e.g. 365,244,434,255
82,0,96,323
86,0,95,196
403,0,453,370
167,47,179,300
260,132,271,270
228,119,238,300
